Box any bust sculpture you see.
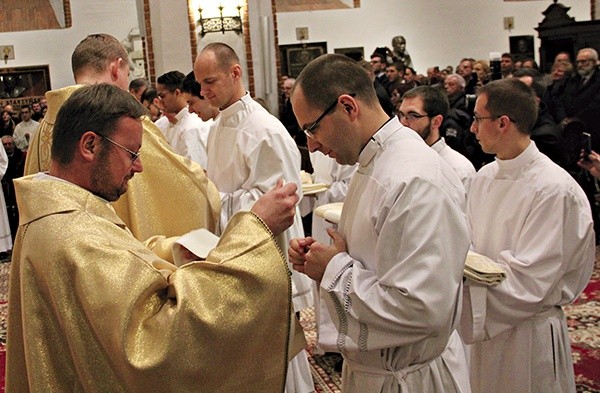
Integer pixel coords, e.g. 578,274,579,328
391,35,413,68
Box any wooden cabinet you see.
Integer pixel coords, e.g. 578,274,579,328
0,65,51,110
537,2,600,73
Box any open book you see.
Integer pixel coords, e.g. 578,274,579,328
464,251,506,286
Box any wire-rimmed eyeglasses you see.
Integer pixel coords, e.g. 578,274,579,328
98,134,141,164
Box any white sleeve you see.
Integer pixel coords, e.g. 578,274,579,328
219,133,302,229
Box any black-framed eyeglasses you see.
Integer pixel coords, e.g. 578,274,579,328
303,93,356,139
98,134,141,164
398,112,429,122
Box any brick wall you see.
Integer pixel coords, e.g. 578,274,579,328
272,0,282,110
187,3,198,66
63,0,72,28
242,3,255,96
142,0,156,84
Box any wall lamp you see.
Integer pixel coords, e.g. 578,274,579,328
197,4,243,36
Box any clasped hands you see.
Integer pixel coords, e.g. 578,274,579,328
289,227,347,282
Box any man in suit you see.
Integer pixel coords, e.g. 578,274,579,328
561,48,600,150
370,52,389,90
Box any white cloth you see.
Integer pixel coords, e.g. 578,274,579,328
206,93,314,393
319,117,471,393
460,141,595,393
154,108,209,168
0,146,12,252
431,137,475,190
13,119,39,151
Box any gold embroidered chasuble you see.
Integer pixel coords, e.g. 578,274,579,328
24,85,221,240
7,176,303,392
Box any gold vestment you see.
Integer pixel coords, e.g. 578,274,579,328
7,176,304,392
24,85,221,240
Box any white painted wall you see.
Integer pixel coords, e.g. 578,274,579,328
247,0,280,114
148,0,194,76
0,0,139,89
0,0,592,93
276,0,590,73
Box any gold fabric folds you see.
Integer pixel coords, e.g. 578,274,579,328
24,85,221,240
7,176,300,392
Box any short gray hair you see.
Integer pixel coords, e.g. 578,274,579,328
446,73,465,88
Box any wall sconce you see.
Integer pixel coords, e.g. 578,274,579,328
197,4,243,37
1,45,15,65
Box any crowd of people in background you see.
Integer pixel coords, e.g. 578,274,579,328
0,100,36,260
1,32,599,393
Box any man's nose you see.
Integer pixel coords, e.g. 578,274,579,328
470,121,478,134
133,157,143,173
307,137,320,153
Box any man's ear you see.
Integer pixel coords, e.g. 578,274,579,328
339,94,358,120
431,114,444,130
79,131,99,162
498,114,512,131
231,64,242,80
109,58,124,82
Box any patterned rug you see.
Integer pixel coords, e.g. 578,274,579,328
0,255,598,393
299,308,342,393
565,248,600,393
0,262,8,393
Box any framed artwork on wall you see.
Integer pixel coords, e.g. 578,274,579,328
279,42,327,78
334,47,364,61
509,35,535,62
276,0,359,13
0,65,51,110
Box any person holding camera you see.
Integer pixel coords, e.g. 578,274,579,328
578,148,600,173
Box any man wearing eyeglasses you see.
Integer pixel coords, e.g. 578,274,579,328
288,54,471,393
557,48,600,151
7,83,303,392
461,78,594,393
154,70,210,168
140,87,162,122
24,34,221,242
398,86,475,187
